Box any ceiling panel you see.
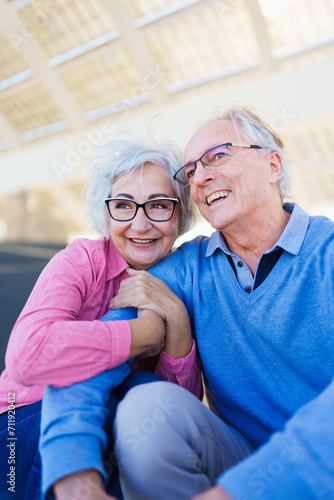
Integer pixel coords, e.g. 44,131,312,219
0,82,66,134
16,0,119,59
259,0,334,57
125,0,184,19
59,45,145,112
0,27,30,81
143,1,260,87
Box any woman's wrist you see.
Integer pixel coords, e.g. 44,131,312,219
53,469,110,500
163,305,193,359
128,312,165,359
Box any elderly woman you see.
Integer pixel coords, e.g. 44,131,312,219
0,134,201,500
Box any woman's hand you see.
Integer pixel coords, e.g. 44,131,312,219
128,309,166,359
110,269,173,321
191,486,233,500
110,269,192,359
54,469,118,500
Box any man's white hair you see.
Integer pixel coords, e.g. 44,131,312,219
198,103,293,201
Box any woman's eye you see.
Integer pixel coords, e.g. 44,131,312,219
151,202,167,209
116,202,132,209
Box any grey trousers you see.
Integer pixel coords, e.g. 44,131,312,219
114,381,254,500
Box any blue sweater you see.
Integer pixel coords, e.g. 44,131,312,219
41,204,334,498
149,203,334,498
151,203,334,449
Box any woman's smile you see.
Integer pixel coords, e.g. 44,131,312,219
109,163,180,270
128,237,158,245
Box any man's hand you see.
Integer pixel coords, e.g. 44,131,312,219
192,485,233,500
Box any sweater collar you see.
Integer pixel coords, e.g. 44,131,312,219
206,203,310,258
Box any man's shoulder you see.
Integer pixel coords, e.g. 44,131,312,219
177,234,211,249
174,234,213,261
288,203,334,252
301,214,334,260
150,235,211,277
307,213,334,240
308,213,334,228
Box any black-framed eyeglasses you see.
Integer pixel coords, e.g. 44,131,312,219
173,143,263,186
105,198,179,222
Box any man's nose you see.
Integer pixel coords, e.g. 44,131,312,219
192,161,215,186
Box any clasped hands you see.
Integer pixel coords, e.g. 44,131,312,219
109,268,193,360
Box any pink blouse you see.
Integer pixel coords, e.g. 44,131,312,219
0,237,201,414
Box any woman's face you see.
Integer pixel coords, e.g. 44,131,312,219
109,163,180,270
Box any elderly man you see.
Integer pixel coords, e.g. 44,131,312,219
39,105,333,500
112,105,334,499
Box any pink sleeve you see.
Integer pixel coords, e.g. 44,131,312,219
155,339,203,399
5,244,131,388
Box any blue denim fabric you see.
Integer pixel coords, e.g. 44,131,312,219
1,306,159,499
0,400,42,500
0,371,161,500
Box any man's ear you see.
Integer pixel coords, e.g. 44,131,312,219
269,152,283,184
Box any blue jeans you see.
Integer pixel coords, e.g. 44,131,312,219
0,371,161,500
1,307,160,499
0,400,42,500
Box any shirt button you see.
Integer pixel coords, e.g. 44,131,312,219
237,261,243,267
245,286,252,293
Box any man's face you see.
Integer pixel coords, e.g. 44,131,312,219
184,119,281,233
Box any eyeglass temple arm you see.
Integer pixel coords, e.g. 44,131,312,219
230,143,262,149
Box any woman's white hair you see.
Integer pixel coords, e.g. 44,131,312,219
85,132,196,236
199,103,293,201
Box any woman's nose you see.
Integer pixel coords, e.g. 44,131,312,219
130,207,153,231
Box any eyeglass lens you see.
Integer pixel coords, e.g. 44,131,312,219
181,144,230,183
108,199,175,221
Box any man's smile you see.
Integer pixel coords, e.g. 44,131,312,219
206,190,230,205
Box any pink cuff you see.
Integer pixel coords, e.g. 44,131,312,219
107,320,132,368
158,339,197,375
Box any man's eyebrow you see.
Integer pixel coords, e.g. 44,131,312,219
203,143,228,153
185,143,224,162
